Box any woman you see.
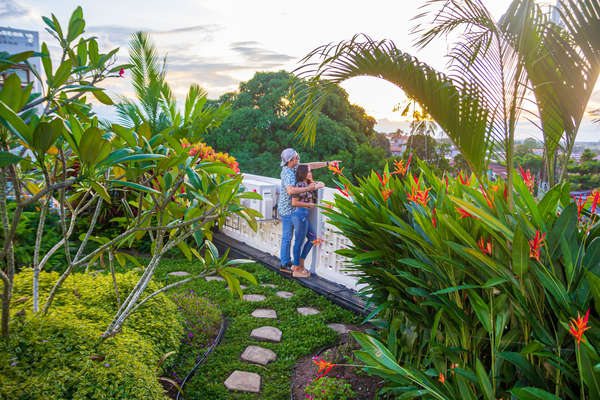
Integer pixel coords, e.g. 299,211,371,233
290,164,319,278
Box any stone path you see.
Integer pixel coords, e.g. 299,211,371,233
223,281,348,394
205,275,225,281
167,271,190,277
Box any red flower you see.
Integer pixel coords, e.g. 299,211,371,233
591,189,600,215
312,356,336,381
392,154,412,176
478,237,492,256
480,185,494,209
381,188,393,202
568,309,590,348
456,207,474,219
450,363,459,376
528,230,546,262
311,237,324,247
119,67,125,77
432,207,437,227
458,171,471,186
519,165,535,193
573,193,589,223
328,162,344,176
376,171,389,187
407,177,431,207
438,372,446,384
337,184,351,197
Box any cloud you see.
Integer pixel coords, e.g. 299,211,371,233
0,0,30,19
230,41,295,65
86,24,223,48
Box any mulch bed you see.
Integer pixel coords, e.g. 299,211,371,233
291,325,385,400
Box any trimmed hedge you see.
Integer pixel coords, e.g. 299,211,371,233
0,270,183,400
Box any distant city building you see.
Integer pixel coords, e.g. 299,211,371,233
0,27,41,93
387,134,409,156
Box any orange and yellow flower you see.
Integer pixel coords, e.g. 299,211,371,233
519,165,535,193
337,184,352,197
311,237,324,247
328,161,344,176
381,188,393,202
568,309,590,348
312,356,336,381
478,237,492,256
528,230,546,262
458,171,471,186
438,372,446,384
392,153,412,176
376,171,390,187
407,177,431,207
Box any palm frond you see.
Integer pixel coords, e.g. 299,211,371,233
289,34,490,176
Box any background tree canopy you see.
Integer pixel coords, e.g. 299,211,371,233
203,71,391,186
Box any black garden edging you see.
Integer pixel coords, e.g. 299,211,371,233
174,317,230,400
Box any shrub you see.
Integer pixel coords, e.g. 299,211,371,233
0,270,182,400
305,377,355,400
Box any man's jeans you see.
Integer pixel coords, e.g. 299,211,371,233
291,207,315,268
280,213,293,266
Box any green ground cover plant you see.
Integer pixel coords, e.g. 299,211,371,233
305,377,355,400
156,260,360,399
0,270,182,400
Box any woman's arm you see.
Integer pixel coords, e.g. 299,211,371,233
292,198,315,208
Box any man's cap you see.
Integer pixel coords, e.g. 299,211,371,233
280,148,298,166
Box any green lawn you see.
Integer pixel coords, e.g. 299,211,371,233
155,259,361,399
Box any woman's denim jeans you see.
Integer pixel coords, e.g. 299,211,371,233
291,207,315,268
280,214,293,266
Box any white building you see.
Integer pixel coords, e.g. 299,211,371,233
0,27,41,93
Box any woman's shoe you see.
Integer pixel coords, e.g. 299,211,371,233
280,262,293,274
292,265,310,278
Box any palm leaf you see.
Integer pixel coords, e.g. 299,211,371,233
289,34,490,177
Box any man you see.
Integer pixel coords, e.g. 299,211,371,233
278,148,337,277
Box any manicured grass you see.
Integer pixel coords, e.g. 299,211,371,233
155,259,361,399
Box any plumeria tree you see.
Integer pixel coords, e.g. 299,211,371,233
0,8,260,340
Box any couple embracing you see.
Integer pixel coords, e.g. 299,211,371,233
278,148,339,278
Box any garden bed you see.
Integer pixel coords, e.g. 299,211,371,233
291,327,384,400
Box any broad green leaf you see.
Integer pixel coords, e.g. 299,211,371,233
0,152,22,167
512,226,529,277
475,359,493,400
92,89,114,105
0,99,33,144
88,38,99,66
41,42,52,80
90,181,111,203
177,241,192,261
52,60,72,88
223,267,257,285
32,118,63,155
511,387,561,400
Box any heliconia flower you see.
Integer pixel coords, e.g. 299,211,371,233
407,177,431,206
480,185,494,209
438,372,446,384
573,193,589,223
119,68,125,77
392,154,412,176
519,165,535,193
328,162,344,176
376,171,390,187
478,237,492,256
337,184,351,197
312,237,324,247
568,309,590,348
456,207,474,219
528,230,546,262
591,189,600,215
432,207,437,227
458,171,471,186
381,188,393,202
312,356,336,381
450,363,459,376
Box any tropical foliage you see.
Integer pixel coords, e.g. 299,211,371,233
325,159,600,399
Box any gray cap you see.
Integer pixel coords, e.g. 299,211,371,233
280,148,298,166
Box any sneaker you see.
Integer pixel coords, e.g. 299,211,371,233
280,262,292,274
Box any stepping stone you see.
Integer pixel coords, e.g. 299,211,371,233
241,345,277,366
251,309,277,319
240,284,247,290
250,326,282,342
276,291,294,299
167,271,190,277
261,283,277,288
243,294,266,302
224,370,261,393
205,276,225,281
327,323,349,335
297,307,320,316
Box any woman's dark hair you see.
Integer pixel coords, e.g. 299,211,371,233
295,164,311,183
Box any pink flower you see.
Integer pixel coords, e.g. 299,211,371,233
119,68,125,78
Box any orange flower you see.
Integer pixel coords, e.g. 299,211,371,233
480,185,494,209
328,161,344,176
438,372,446,383
458,171,471,186
478,237,492,256
337,184,351,197
519,165,535,193
591,189,600,215
568,309,590,348
407,177,431,207
312,356,336,381
528,230,546,262
432,207,437,227
381,188,393,202
573,193,588,223
311,237,324,247
392,154,412,176
450,363,459,376
376,171,390,187
456,207,474,219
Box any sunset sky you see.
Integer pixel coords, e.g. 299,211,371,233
1,0,599,140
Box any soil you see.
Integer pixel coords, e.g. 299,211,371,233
291,324,385,400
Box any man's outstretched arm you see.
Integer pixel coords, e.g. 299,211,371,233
304,160,341,170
